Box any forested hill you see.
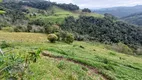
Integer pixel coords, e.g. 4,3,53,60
0,0,142,54
61,14,142,49
94,5,142,18
122,12,142,26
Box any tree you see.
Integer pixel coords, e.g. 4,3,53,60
47,34,58,43
82,8,91,13
64,33,74,44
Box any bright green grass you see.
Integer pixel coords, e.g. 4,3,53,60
0,10,6,14
0,0,2,2
1,31,142,80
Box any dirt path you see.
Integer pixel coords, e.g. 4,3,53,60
41,51,107,80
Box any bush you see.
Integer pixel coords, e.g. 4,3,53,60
0,49,42,79
14,26,27,32
0,41,10,49
57,61,66,70
107,42,133,55
47,34,58,43
55,32,61,41
2,27,14,32
82,8,91,13
74,33,85,41
64,33,74,44
54,31,74,43
136,47,142,55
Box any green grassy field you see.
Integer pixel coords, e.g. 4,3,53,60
0,31,142,80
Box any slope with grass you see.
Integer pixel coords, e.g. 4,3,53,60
0,31,142,80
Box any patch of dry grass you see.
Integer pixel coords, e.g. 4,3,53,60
0,31,47,43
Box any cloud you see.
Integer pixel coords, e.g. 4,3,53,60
50,0,142,9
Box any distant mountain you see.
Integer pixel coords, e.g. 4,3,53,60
122,12,142,26
94,5,142,18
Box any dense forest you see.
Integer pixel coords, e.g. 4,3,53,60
61,14,142,49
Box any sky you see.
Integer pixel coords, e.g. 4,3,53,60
50,0,142,9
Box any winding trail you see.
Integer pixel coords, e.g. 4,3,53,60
41,51,107,80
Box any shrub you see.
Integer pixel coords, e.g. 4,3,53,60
47,34,58,43
74,33,85,41
136,47,142,55
0,41,10,49
59,31,67,41
27,25,32,32
57,61,66,70
2,27,14,32
82,8,91,13
117,42,133,54
14,26,27,32
0,49,42,79
107,42,133,55
55,31,74,43
55,32,61,41
64,33,74,44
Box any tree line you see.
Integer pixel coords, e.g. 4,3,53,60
19,0,79,11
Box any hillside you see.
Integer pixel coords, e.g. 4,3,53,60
0,1,103,26
1,1,142,80
0,31,142,80
0,1,142,52
94,5,142,18
27,6,103,24
122,12,142,26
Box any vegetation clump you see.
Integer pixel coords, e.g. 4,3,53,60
47,34,58,43
0,49,42,80
0,41,10,49
107,42,133,55
56,31,74,44
82,8,91,13
64,33,74,44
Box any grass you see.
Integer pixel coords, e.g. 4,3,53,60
0,31,142,80
0,10,6,14
26,6,104,24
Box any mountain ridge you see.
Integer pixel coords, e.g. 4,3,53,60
94,5,142,17
122,12,142,26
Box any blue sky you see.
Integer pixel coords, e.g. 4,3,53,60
50,0,142,9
